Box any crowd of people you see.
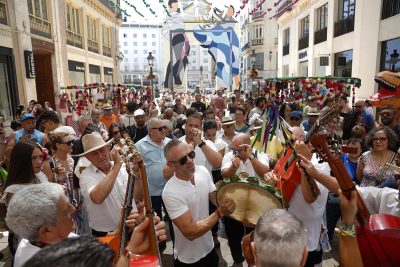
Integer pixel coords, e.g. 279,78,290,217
0,88,399,267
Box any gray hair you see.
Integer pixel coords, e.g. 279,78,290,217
147,117,163,131
163,119,173,131
255,209,307,267
77,114,92,123
5,183,65,241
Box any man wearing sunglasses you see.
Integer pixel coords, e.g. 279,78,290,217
135,117,172,249
220,133,270,264
162,140,235,267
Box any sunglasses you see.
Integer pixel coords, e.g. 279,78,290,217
169,151,196,165
372,137,387,142
60,140,74,145
152,126,167,132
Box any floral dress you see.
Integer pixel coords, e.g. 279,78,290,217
358,151,397,187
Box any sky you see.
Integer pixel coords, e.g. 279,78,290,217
121,0,242,24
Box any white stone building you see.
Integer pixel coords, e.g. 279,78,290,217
276,0,400,99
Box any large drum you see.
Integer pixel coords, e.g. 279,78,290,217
216,173,283,226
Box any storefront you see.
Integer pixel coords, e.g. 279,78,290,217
298,50,308,77
0,47,18,122
104,67,113,83
89,64,100,83
334,49,353,77
68,60,85,85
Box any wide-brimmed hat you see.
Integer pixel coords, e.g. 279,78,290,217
307,107,320,116
221,116,235,126
102,103,112,110
74,132,113,157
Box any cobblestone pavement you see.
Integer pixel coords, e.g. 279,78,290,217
0,227,339,267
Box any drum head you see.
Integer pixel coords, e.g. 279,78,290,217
217,182,282,225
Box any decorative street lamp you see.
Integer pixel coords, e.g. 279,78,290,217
247,49,259,94
390,49,399,71
146,52,157,98
199,65,204,94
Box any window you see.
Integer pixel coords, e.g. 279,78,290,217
253,24,263,39
28,0,49,20
338,0,355,20
124,50,128,54
102,26,111,46
124,42,128,46
203,51,208,56
283,28,290,45
382,0,400,19
134,58,138,62
152,33,156,38
133,33,137,38
255,52,264,70
65,3,80,34
134,50,137,54
299,61,308,76
152,42,156,46
316,3,328,30
334,49,353,77
143,42,147,46
124,58,128,62
203,58,208,63
133,42,137,46
123,33,127,38
380,38,400,72
143,50,147,54
143,33,147,38
152,50,156,55
300,16,310,38
87,16,97,41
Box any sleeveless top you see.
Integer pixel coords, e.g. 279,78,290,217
15,129,44,144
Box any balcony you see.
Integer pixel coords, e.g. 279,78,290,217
298,36,309,50
29,14,52,39
242,42,250,52
283,44,289,56
382,0,400,19
66,30,83,49
103,45,112,57
334,16,354,37
252,38,264,46
252,11,264,20
314,28,327,45
0,0,7,25
88,39,99,54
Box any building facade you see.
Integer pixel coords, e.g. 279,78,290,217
240,0,279,94
119,23,163,91
276,0,400,99
0,0,121,122
186,45,213,91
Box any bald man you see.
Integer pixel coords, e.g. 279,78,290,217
221,133,270,264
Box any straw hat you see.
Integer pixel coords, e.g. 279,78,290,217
306,107,320,116
221,116,235,126
102,103,112,110
74,132,113,157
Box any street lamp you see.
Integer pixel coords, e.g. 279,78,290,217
247,49,258,94
390,49,399,71
199,65,204,94
146,52,156,98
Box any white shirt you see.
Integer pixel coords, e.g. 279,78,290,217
79,162,136,232
162,166,216,263
358,186,400,216
179,136,218,174
14,233,78,267
221,149,269,177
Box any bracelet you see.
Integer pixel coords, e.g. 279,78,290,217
198,140,206,148
335,224,356,237
216,208,224,219
123,248,134,259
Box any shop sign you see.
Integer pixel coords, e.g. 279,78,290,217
298,50,308,60
24,51,36,78
68,60,85,72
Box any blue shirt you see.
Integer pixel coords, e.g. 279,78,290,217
15,129,44,144
340,153,359,184
135,136,171,196
301,120,314,132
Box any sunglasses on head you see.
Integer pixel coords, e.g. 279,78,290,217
152,126,167,132
60,140,74,145
169,151,196,165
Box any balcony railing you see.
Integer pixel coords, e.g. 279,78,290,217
242,42,250,52
382,0,400,20
298,36,309,50
334,16,354,37
88,39,99,53
0,1,7,25
314,28,327,45
29,14,52,39
103,45,112,57
252,11,264,20
252,38,264,46
66,29,83,49
283,44,289,56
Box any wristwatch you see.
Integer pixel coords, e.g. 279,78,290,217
198,140,206,148
249,153,256,161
